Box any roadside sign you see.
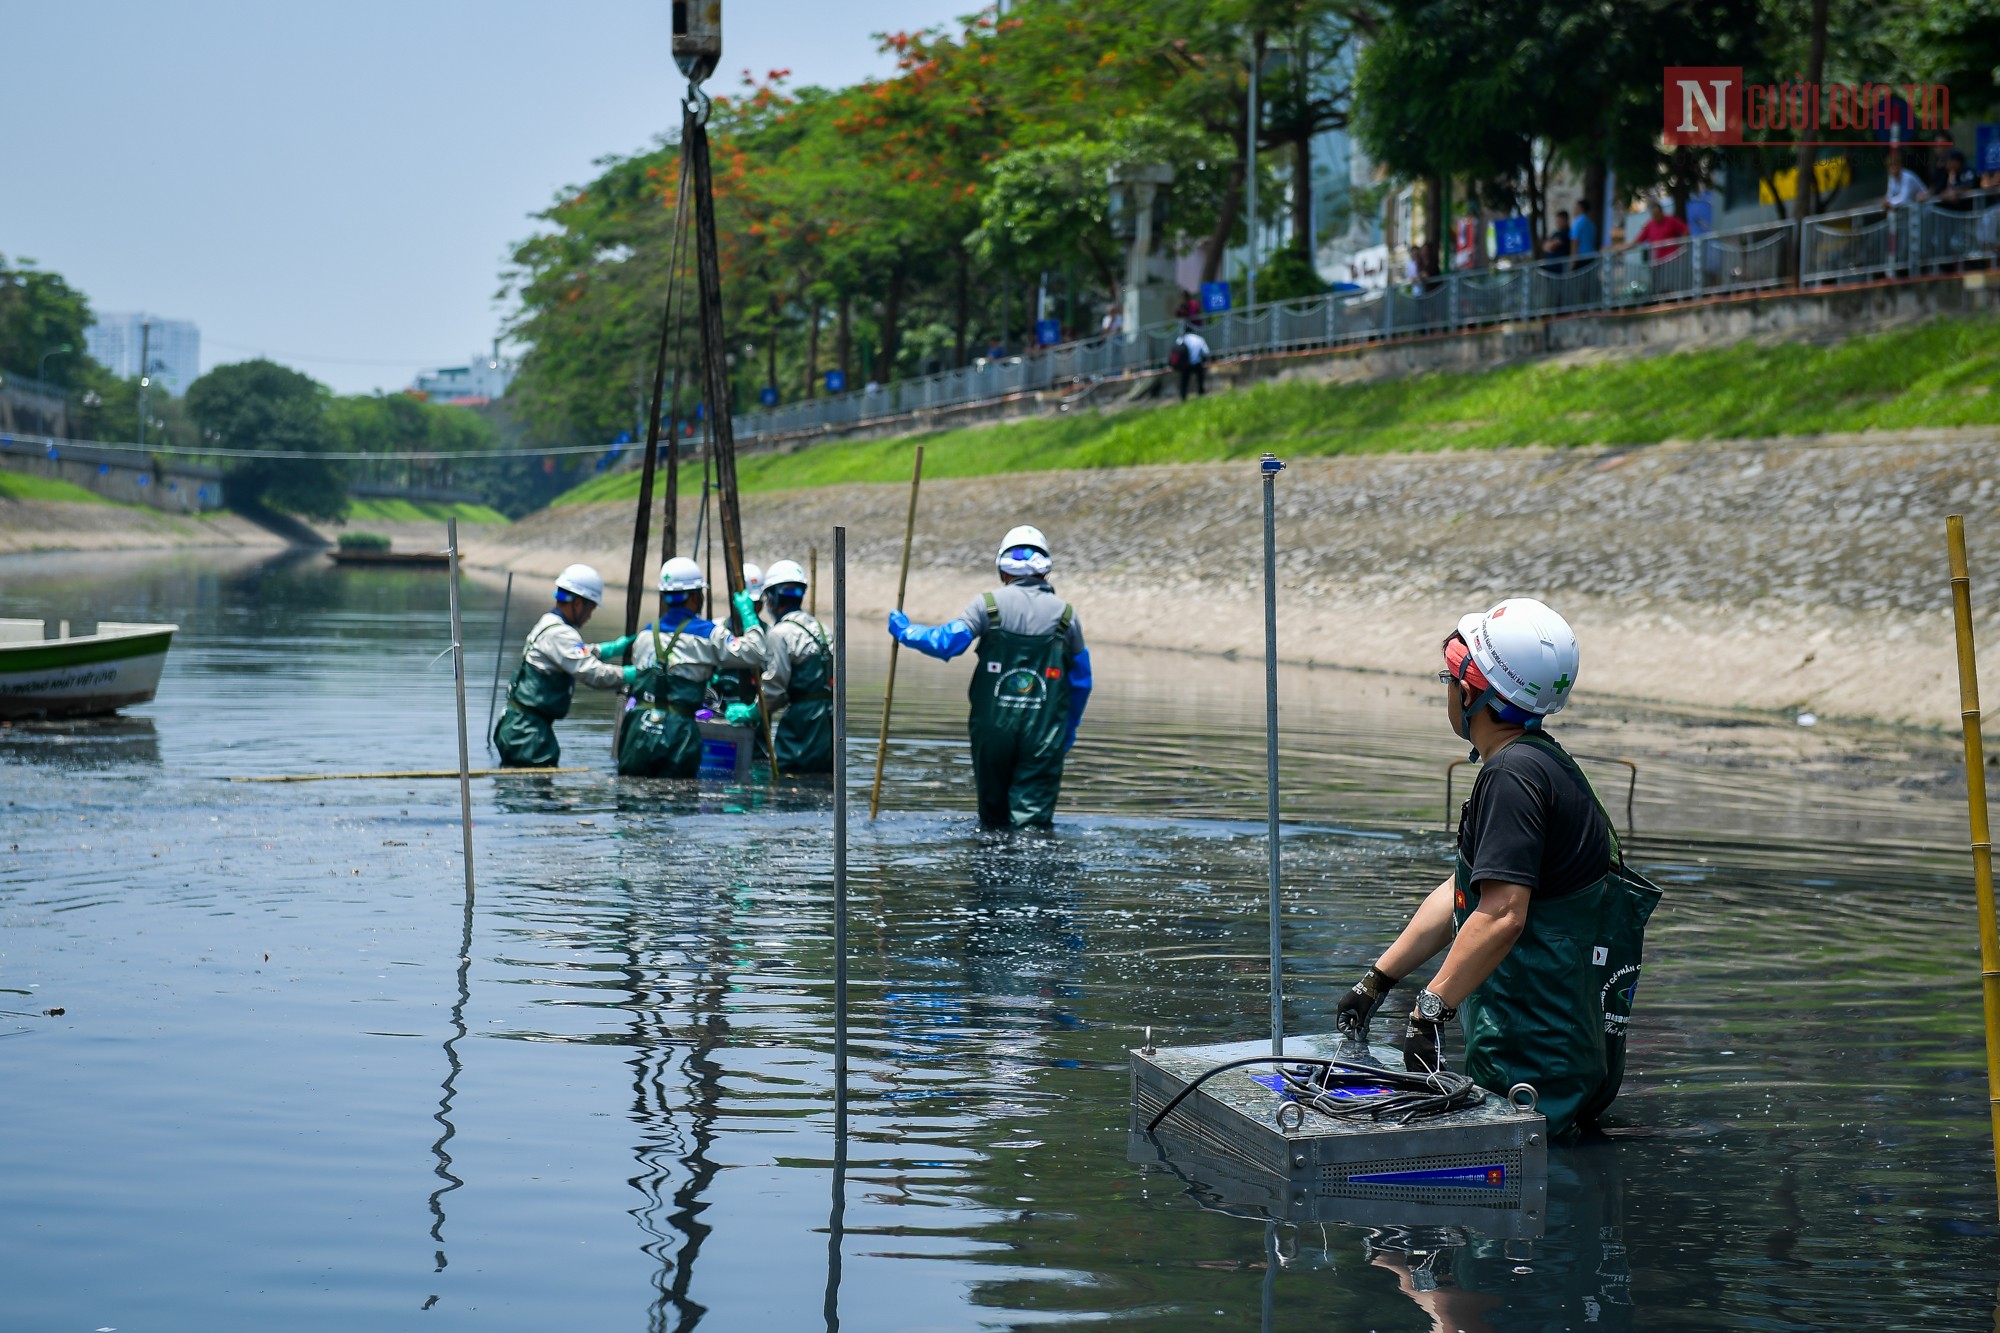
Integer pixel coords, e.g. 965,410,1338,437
758,386,778,407
1491,216,1532,257
1200,281,1231,313
825,369,846,393
1035,318,1061,346
1980,125,2000,174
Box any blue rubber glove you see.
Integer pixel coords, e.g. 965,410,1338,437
723,701,759,727
592,633,636,659
890,611,975,660
732,590,760,628
1063,648,1092,750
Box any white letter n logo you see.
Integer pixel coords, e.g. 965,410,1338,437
1677,79,1730,133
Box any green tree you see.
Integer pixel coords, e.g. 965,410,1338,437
0,254,94,388
187,359,347,520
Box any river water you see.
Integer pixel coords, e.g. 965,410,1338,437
1,547,1995,1330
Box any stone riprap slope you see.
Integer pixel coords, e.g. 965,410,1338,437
475,428,2000,728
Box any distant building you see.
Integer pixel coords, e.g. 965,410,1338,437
86,313,201,396
412,351,513,406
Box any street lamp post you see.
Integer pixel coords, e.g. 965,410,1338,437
38,344,73,384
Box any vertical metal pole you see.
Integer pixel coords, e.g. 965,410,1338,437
445,519,476,904
870,446,924,819
483,570,513,756
1261,454,1285,1056
1946,514,2000,1212
832,526,848,1094
809,545,818,617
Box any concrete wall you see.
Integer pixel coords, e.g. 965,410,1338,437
0,379,70,437
0,436,224,513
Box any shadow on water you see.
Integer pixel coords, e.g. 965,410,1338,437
425,885,475,1293
0,715,160,768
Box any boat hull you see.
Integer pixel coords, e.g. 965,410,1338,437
0,627,175,720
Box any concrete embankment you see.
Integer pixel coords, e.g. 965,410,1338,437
0,497,287,555
468,427,2000,731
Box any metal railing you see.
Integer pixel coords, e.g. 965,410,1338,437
739,194,2000,441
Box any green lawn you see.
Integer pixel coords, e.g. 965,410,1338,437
0,469,124,505
553,314,2000,504
343,497,508,525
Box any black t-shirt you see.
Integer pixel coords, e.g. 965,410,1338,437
1457,735,1612,901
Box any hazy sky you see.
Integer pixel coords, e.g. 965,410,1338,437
5,1,972,395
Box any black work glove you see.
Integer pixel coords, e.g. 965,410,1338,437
1401,1014,1443,1072
1335,965,1400,1039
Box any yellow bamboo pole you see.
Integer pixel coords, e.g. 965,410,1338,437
1946,513,2000,1214
869,445,924,820
229,768,589,783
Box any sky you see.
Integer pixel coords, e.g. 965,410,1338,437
4,0,974,395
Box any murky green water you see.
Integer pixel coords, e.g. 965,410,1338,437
1,548,1995,1330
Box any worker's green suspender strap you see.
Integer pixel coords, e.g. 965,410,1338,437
1450,733,1663,1138
494,621,577,768
615,623,703,778
773,613,834,775
966,591,1074,828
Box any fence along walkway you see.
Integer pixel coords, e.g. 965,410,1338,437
741,192,2000,442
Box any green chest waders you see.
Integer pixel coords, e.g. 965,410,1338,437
493,623,577,768
966,592,1073,828
616,624,707,778
774,614,834,775
1450,734,1663,1138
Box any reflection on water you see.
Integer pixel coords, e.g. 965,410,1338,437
0,549,1995,1329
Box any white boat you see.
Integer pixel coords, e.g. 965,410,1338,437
0,618,177,720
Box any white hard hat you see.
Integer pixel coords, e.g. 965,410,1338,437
997,524,1049,560
996,525,1053,577
1454,598,1579,718
763,559,808,594
659,556,706,593
554,563,605,604
743,563,765,598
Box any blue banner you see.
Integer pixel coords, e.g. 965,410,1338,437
1491,216,1532,257
1199,280,1231,313
1035,318,1061,346
824,369,846,393
1980,125,2000,175
758,386,778,407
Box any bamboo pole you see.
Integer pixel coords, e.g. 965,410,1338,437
229,768,588,784
868,446,924,819
1946,513,2000,1213
446,519,476,903
483,571,513,757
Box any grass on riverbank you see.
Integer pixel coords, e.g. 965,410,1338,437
0,470,124,505
553,313,2000,505
342,498,507,525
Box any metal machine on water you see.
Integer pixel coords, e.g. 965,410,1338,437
1128,454,1548,1238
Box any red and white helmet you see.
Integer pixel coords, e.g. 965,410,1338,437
1453,598,1579,718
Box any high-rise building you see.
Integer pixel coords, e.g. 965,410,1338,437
85,313,201,396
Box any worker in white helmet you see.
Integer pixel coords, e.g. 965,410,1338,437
887,524,1092,827
617,555,767,778
757,559,833,774
493,564,638,768
1332,598,1662,1139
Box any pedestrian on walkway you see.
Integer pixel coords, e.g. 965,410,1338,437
1170,325,1210,400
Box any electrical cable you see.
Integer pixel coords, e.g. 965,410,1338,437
1145,1054,1481,1134
4,431,628,462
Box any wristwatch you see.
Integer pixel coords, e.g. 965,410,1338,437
1414,989,1458,1023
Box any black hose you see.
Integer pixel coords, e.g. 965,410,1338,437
1146,1054,1482,1134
